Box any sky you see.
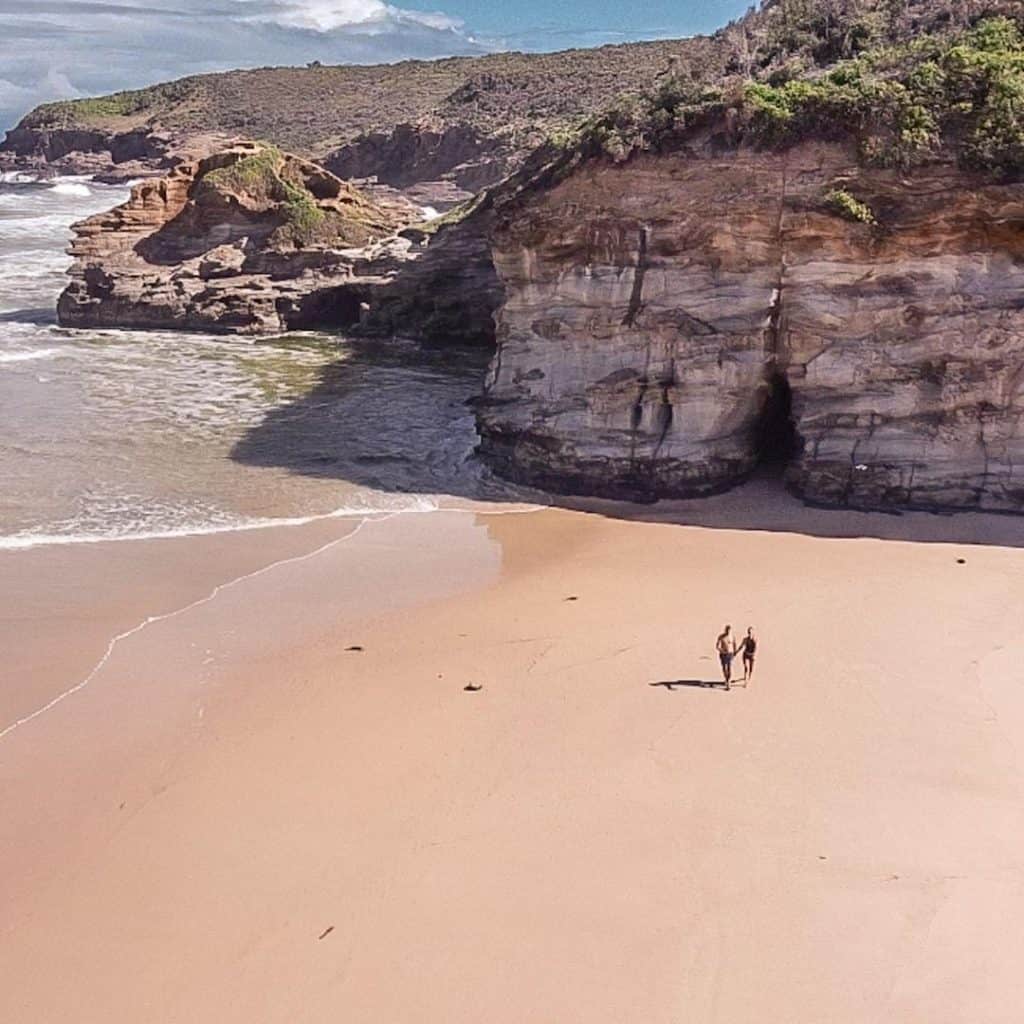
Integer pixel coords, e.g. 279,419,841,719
0,0,752,132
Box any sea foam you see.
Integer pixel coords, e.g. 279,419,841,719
0,347,62,364
0,496,441,551
50,182,91,197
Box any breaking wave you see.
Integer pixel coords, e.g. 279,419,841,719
0,496,440,551
0,347,62,364
49,182,92,197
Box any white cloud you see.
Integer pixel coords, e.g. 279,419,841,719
231,0,463,34
0,68,82,125
0,0,489,131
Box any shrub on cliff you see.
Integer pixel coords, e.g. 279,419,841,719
824,187,878,223
566,14,1024,176
578,78,729,163
744,16,1024,169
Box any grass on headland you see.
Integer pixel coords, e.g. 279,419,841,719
28,82,196,128
202,146,327,245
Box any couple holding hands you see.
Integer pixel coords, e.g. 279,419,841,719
715,625,756,690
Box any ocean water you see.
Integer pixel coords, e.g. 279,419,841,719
0,176,516,550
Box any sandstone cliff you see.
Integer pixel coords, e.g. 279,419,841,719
58,143,415,334
477,140,1024,513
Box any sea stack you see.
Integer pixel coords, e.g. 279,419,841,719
58,142,415,334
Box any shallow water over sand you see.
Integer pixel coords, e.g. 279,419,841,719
0,176,518,548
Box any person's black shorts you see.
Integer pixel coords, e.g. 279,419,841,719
719,653,733,671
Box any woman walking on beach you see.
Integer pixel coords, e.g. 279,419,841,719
740,627,757,682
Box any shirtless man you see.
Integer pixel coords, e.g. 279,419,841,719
716,625,735,689
739,627,757,681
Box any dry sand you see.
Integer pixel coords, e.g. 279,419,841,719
2,486,1023,1023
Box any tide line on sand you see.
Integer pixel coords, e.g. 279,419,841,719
0,495,547,552
0,513,395,743
0,500,551,742
0,497,437,552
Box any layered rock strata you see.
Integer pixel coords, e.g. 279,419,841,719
478,141,1024,512
58,143,417,334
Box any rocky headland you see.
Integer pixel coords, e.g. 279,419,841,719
0,39,724,197
12,0,1024,514
58,143,417,334
476,7,1024,513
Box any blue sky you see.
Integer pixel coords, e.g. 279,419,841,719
0,1,753,131
433,1,750,48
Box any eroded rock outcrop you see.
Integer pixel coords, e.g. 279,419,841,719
0,124,174,181
58,143,417,333
324,123,515,209
478,140,1024,512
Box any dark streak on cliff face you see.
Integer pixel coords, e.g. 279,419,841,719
622,227,648,328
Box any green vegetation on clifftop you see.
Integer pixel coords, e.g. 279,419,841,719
744,16,1024,170
201,147,338,247
570,10,1024,176
29,82,195,127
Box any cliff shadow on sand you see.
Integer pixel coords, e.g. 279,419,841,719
229,339,1024,551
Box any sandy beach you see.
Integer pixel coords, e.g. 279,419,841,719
3,483,1024,1023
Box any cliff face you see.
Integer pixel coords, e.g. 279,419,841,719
58,143,414,334
478,141,1024,513
323,124,514,208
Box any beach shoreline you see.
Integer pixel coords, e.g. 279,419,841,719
2,489,1024,1022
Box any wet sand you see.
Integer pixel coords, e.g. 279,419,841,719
2,492,1024,1023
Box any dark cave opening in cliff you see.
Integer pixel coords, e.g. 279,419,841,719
753,371,802,472
281,287,367,332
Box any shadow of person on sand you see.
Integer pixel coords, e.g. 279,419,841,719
230,338,1024,549
651,678,752,691
650,679,724,691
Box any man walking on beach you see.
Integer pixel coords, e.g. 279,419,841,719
716,625,735,690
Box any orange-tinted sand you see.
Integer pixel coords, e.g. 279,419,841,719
2,490,1023,1023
